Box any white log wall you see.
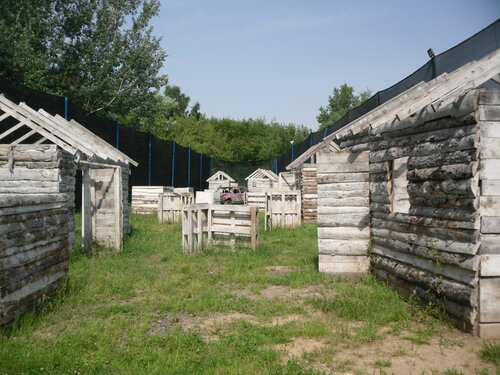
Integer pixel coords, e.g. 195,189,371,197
334,89,496,333
478,89,500,339
300,164,317,222
0,145,74,326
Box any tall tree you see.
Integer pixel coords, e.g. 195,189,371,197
0,0,167,120
317,84,371,130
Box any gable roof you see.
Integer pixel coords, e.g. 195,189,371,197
286,48,500,170
206,170,235,182
0,95,137,166
245,168,279,181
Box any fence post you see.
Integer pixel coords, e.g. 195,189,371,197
274,158,278,175
116,121,121,149
148,133,152,186
323,127,328,138
64,97,68,120
199,154,203,191
171,141,176,187
188,148,191,187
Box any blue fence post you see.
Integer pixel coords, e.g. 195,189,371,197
148,133,152,186
171,141,176,187
64,97,68,120
187,148,191,187
274,158,278,175
291,144,294,161
116,122,121,149
323,127,328,138
199,154,203,191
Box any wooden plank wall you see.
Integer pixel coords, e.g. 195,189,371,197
0,145,74,326
131,186,172,213
478,89,500,339
265,191,301,230
158,192,194,223
335,89,484,332
316,151,370,275
246,192,266,209
182,204,258,253
301,164,317,222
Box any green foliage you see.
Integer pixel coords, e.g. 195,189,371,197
316,84,371,130
481,341,500,365
159,116,309,162
0,0,167,119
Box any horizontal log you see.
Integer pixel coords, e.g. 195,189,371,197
478,235,500,254
318,163,369,173
371,227,479,255
370,202,391,213
370,161,391,174
357,123,477,152
372,244,477,286
482,217,500,233
371,211,478,230
372,255,475,306
408,162,477,181
480,159,500,179
371,217,478,243
370,134,477,163
318,226,370,240
407,178,479,198
318,197,369,207
318,239,369,255
409,196,478,211
317,173,369,183
371,235,477,270
319,254,370,275
408,205,477,222
408,149,478,170
317,213,370,227
482,180,500,196
317,181,369,192
317,152,369,164
478,104,500,122
480,196,500,216
480,122,500,138
479,278,500,323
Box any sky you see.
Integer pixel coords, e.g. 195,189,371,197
151,0,499,130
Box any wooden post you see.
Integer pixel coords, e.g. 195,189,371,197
81,167,92,252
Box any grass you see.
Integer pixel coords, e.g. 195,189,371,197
0,213,489,374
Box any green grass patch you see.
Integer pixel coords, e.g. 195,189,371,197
0,212,463,374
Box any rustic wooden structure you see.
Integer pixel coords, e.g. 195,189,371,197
182,204,258,253
265,191,301,230
158,192,195,223
246,169,279,192
0,95,136,326
311,49,500,336
277,172,297,191
206,171,236,189
286,142,340,222
132,186,172,213
246,192,266,209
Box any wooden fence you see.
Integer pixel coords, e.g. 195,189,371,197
265,192,301,230
132,186,171,213
182,204,258,253
246,192,266,209
158,192,194,223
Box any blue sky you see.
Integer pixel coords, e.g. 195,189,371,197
152,0,499,130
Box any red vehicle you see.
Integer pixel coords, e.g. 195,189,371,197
217,186,246,205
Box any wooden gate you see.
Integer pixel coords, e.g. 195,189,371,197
82,166,123,251
316,151,370,275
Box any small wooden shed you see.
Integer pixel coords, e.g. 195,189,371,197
206,171,236,189
245,168,279,192
0,94,137,326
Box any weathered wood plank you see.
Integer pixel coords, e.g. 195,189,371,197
480,197,500,216
482,217,500,233
319,254,370,274
479,278,500,322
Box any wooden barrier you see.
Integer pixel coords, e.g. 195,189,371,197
132,186,172,213
158,192,194,223
246,192,266,209
182,204,258,253
265,192,301,230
